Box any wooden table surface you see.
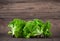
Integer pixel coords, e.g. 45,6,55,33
0,0,60,41
0,33,60,41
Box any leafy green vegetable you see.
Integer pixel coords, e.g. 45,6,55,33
43,21,51,37
23,20,41,38
8,18,26,38
23,19,45,38
8,18,51,38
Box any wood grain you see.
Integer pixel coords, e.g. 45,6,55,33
0,0,52,3
0,0,60,3
0,2,60,12
0,2,60,19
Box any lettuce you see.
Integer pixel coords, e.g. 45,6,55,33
43,21,51,37
8,18,26,38
23,19,44,38
8,18,51,38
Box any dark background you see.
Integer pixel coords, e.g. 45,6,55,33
0,0,60,41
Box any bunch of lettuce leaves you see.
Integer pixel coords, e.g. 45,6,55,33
8,19,26,38
8,18,51,38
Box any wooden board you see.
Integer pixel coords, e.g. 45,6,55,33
0,0,60,3
0,2,60,19
0,0,53,3
0,33,60,41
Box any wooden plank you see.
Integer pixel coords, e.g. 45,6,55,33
0,34,52,41
0,0,53,3
22,38,52,41
0,0,60,4
0,37,53,41
0,12,60,19
0,2,60,19
0,0,60,3
0,2,60,13
53,38,60,41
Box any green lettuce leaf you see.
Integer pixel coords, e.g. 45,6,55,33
8,18,26,38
